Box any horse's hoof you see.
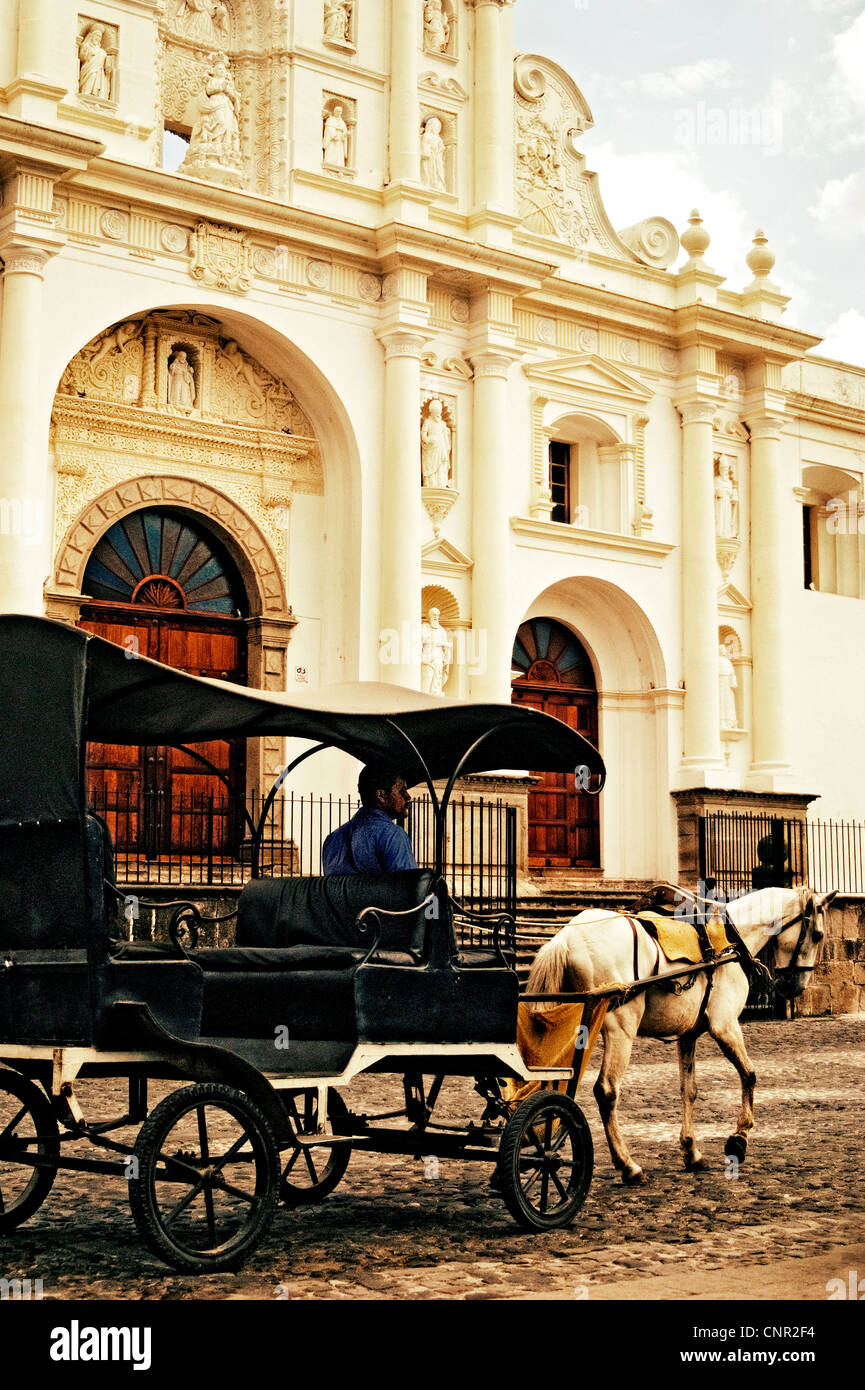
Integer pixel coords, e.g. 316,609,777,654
622,1168,646,1186
684,1155,710,1173
724,1135,747,1164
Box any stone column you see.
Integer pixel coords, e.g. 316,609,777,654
748,416,791,780
472,0,515,212
388,0,420,185
11,0,69,119
0,247,52,614
379,331,425,687
470,351,515,702
678,400,724,779
17,0,64,80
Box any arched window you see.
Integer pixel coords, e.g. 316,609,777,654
546,413,627,533
800,465,864,599
512,618,596,688
83,509,247,616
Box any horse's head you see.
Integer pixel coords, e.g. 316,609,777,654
771,887,837,1000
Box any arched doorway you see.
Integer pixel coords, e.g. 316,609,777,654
512,618,600,868
81,507,249,860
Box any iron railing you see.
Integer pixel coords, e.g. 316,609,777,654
88,786,517,917
699,810,864,899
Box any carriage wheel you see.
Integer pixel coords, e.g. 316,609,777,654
497,1091,593,1232
280,1089,351,1207
129,1083,279,1274
0,1068,59,1233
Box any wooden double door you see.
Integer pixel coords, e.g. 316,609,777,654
81,606,247,858
512,683,601,868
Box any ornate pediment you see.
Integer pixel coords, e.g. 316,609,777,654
524,353,654,407
514,53,679,269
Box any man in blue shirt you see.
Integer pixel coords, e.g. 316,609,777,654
322,762,419,874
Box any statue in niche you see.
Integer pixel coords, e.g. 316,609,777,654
718,642,738,731
168,351,197,412
219,339,265,409
323,0,351,44
714,455,739,540
420,116,446,191
77,24,114,101
174,0,230,44
423,0,450,53
421,399,452,488
421,609,453,696
322,105,349,167
182,52,242,174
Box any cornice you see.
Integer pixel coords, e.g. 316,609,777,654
0,116,104,174
785,390,865,431
510,515,675,567
287,46,388,93
673,302,822,362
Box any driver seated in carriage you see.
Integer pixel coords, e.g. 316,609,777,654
322,762,418,875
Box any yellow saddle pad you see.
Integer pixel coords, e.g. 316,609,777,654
636,910,730,964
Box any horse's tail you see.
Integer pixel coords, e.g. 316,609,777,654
526,926,583,1013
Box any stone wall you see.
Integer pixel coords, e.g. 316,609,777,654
799,896,865,1016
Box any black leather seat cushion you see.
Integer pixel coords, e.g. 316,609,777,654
189,945,417,973
236,870,436,954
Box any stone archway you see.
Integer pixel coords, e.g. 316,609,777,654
518,578,674,881
51,474,288,620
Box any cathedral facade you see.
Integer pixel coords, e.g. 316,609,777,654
1,0,863,882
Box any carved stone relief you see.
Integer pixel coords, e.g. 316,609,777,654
169,0,231,47
714,452,741,581
421,395,454,489
190,221,252,292
323,0,354,48
179,52,243,189
423,0,454,57
77,18,119,105
420,114,448,192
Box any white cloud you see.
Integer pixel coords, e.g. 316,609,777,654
585,142,752,283
810,169,865,236
832,8,865,103
624,59,742,103
813,309,865,366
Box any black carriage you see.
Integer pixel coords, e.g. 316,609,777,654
0,615,607,1272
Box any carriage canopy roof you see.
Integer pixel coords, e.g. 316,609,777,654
0,616,605,827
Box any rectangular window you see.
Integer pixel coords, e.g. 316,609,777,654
802,504,813,589
549,442,571,524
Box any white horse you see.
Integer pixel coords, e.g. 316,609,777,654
525,886,836,1184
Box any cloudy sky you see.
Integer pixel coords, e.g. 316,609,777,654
513,0,865,366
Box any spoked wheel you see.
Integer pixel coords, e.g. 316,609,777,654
129,1083,279,1274
0,1068,59,1233
497,1090,593,1232
280,1089,351,1207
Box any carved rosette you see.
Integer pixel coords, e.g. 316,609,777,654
421,486,458,539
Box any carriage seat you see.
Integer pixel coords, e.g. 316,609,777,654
190,870,437,974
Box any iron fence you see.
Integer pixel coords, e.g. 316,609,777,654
699,810,865,899
88,786,517,917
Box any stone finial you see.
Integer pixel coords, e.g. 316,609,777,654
746,228,776,281
680,208,711,266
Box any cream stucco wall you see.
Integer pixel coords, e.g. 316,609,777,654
0,0,862,876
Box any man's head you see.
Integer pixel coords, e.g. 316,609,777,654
358,762,411,821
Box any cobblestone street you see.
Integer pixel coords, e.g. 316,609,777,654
3,1015,863,1302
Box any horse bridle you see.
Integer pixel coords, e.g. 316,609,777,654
770,893,818,999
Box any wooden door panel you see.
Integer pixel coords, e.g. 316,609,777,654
81,605,246,858
513,682,600,869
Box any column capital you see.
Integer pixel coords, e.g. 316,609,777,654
0,244,51,278
675,398,716,427
469,348,521,379
375,328,431,362
466,0,516,8
745,415,785,442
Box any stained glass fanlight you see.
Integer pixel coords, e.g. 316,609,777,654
512,618,596,688
83,510,246,616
